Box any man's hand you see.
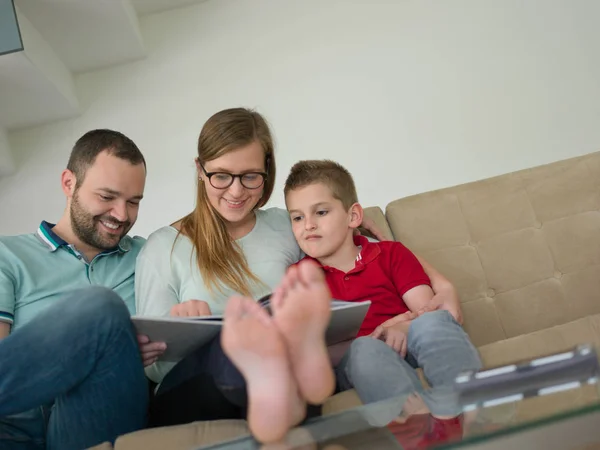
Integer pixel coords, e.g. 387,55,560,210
170,299,212,317
371,322,410,357
0,322,10,340
137,334,166,367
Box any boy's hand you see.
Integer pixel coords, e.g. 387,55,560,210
170,299,212,317
371,322,410,357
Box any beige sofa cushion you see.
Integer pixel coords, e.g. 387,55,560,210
88,443,114,450
385,152,600,348
112,419,249,450
94,391,367,450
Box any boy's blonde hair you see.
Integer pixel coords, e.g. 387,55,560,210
284,160,358,209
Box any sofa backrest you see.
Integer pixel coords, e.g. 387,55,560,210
365,151,600,348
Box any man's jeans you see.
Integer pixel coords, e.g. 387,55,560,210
336,310,483,417
0,287,148,450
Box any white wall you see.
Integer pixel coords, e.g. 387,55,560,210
0,128,15,177
1,0,600,237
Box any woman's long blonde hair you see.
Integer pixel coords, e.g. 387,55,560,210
178,108,276,296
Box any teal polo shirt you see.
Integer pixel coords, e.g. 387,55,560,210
0,221,146,333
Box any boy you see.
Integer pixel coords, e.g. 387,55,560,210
284,160,482,448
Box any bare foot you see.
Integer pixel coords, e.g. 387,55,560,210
221,295,306,443
271,260,336,404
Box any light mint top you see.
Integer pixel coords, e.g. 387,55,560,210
135,207,303,383
0,221,145,332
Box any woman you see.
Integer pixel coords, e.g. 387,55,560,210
135,107,461,428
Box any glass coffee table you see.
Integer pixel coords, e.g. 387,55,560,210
198,344,600,450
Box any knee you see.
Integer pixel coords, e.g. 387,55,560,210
410,310,456,335
349,336,388,357
346,337,393,374
61,286,130,324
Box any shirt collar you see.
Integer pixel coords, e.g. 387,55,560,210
307,234,382,273
36,221,67,251
352,235,381,267
36,221,132,254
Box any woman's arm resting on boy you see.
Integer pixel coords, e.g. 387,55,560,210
371,283,452,356
357,219,463,323
415,256,463,324
358,216,388,241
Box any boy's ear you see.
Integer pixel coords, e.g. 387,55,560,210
348,203,363,229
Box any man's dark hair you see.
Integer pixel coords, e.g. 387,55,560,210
67,129,146,188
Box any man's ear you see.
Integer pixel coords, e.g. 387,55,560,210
348,203,364,229
61,169,77,198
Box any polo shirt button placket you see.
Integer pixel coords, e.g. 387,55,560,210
344,276,349,281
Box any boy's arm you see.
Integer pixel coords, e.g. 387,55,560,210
357,226,463,323
376,284,435,331
402,284,435,312
374,242,433,330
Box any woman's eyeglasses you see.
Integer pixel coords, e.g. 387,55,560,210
199,162,267,190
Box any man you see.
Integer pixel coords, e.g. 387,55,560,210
0,130,165,450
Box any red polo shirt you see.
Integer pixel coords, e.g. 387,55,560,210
303,236,431,336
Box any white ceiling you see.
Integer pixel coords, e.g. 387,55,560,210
0,0,210,177
0,51,78,129
16,0,146,73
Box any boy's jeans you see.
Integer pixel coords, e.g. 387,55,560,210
0,287,149,450
336,310,483,417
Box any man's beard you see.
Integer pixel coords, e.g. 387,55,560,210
70,191,130,251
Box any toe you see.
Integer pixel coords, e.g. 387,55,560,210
270,285,286,312
246,297,273,326
298,259,326,286
284,264,300,292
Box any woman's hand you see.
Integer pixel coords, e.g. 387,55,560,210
170,299,212,317
358,216,388,241
416,256,463,324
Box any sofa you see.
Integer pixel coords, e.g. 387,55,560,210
91,151,600,449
